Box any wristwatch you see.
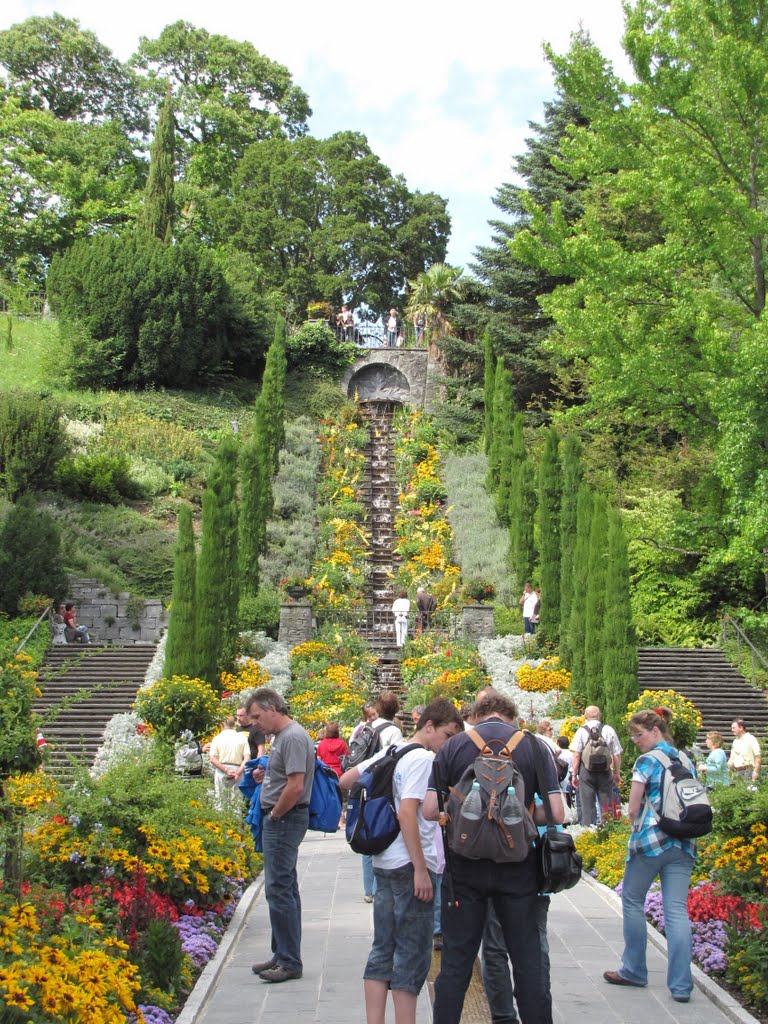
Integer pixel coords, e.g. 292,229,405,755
269,811,281,822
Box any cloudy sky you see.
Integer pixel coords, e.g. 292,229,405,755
4,0,630,267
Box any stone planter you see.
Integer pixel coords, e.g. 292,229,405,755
278,602,313,647
461,604,495,641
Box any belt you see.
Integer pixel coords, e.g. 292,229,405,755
261,803,309,813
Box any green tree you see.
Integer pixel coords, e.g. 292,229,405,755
163,505,197,679
259,317,287,473
603,508,638,734
0,13,145,128
0,391,68,498
211,437,240,672
225,132,449,313
584,494,609,705
565,484,593,698
509,456,536,586
0,495,66,615
239,435,267,597
132,20,310,182
48,229,257,387
405,262,467,339
559,433,583,667
141,84,175,243
487,358,511,490
536,427,562,642
483,329,495,455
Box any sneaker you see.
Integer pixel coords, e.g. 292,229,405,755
363,894,374,903
259,965,302,983
251,958,276,975
672,995,690,1003
433,933,442,952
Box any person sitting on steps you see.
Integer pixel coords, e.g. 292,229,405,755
63,602,92,645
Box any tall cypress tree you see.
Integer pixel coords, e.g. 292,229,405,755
506,412,526,521
536,427,562,642
483,329,495,455
584,494,609,706
255,317,287,478
566,484,593,699
487,357,508,489
213,436,240,672
510,455,536,585
239,435,265,596
603,509,638,735
141,84,175,244
559,433,583,667
494,365,515,524
195,440,239,687
164,505,197,678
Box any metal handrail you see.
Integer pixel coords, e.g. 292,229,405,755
15,606,53,655
720,612,768,687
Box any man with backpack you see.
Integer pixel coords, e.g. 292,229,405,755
246,688,314,985
569,705,623,827
424,691,564,1024
340,699,463,1024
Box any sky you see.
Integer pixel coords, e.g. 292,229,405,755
3,0,631,269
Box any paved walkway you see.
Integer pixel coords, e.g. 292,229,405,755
184,831,753,1024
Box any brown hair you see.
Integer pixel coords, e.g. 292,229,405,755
415,698,464,732
537,720,553,735
324,721,340,739
706,731,723,748
628,706,672,738
376,689,400,720
475,692,518,722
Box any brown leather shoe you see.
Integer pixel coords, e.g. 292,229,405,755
603,970,645,988
259,965,303,983
251,959,276,975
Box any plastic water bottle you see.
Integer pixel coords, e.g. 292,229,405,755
462,781,483,819
502,786,523,826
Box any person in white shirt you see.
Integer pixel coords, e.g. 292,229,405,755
340,699,463,1024
392,590,411,647
208,716,249,808
519,583,538,635
570,705,623,827
728,719,762,782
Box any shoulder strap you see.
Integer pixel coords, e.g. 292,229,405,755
467,727,525,756
391,742,425,762
500,731,528,757
372,720,389,734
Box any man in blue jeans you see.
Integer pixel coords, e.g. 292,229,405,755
340,699,463,1024
424,691,564,1024
247,687,315,984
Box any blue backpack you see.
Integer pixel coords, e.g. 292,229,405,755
346,743,423,855
309,757,343,833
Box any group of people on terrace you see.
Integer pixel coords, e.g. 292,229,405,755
330,303,429,348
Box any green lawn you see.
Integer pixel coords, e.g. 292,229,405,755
0,314,60,391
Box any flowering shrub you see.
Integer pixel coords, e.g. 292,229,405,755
559,715,586,742
516,657,571,693
624,688,702,748
288,627,376,738
400,634,490,709
461,578,496,603
3,770,58,810
133,675,223,743
0,650,42,778
219,659,271,706
392,409,461,603
308,419,371,612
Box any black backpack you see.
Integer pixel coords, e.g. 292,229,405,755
346,743,424,854
345,719,389,769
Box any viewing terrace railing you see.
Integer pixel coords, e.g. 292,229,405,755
297,318,429,350
720,612,768,690
314,605,460,639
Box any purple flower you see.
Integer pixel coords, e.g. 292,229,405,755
691,920,728,974
135,1006,175,1024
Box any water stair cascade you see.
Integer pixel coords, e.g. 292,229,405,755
637,646,768,744
357,401,404,702
34,643,157,776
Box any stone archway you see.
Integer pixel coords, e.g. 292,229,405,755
347,362,411,403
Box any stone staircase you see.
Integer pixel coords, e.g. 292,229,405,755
357,401,403,700
637,646,768,743
35,644,157,775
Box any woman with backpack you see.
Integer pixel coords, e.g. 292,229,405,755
603,707,698,1004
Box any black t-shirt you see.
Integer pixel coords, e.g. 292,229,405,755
239,725,266,760
430,719,560,806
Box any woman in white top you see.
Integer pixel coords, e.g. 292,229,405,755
391,589,411,647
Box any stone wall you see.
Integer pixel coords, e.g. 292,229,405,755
278,603,313,647
461,605,495,642
68,577,167,645
342,350,439,410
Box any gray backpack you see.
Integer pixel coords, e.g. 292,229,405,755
446,729,538,862
580,723,611,773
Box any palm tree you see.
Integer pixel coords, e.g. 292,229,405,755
405,262,467,338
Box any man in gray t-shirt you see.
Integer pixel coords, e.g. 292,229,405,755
246,687,315,984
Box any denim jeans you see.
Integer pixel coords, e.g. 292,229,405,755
433,855,551,1024
261,805,309,972
620,846,694,998
362,854,376,898
364,863,435,995
481,897,551,1024
433,872,443,934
